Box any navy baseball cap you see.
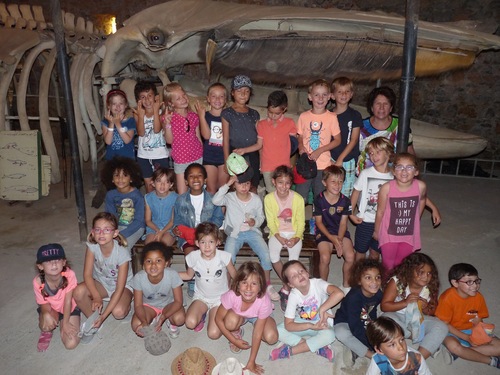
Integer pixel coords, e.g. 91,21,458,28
37,243,66,263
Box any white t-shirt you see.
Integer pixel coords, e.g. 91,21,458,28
352,166,393,223
285,278,334,327
186,250,232,300
190,194,204,226
137,115,169,159
87,240,133,294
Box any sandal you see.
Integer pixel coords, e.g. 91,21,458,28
37,331,53,352
229,327,244,354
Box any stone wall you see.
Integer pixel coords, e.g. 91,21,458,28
9,0,500,157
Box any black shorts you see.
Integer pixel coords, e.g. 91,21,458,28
137,157,171,179
37,306,81,320
354,221,380,254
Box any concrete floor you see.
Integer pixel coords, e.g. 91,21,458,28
1,169,499,374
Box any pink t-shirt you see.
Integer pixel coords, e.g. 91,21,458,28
170,111,203,164
220,289,273,319
378,179,421,250
257,116,297,172
297,110,340,170
33,268,78,313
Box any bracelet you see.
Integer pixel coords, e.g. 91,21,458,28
107,127,114,131
164,124,172,129
118,127,127,133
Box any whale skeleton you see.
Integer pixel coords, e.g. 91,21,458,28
0,1,496,184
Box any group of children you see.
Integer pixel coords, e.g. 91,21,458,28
32,75,500,374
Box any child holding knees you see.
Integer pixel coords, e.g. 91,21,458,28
212,167,277,302
270,260,344,362
381,253,447,359
334,259,384,365
73,213,133,338
313,165,355,287
33,243,80,351
178,222,237,338
130,241,185,339
162,82,203,195
366,316,432,375
216,261,278,375
102,156,145,253
102,89,136,161
349,137,394,262
195,82,229,194
435,263,500,369
263,165,305,311
143,167,177,246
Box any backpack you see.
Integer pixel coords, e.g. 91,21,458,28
296,153,317,180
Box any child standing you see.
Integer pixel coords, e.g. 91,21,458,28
263,165,305,311
381,253,447,359
131,241,185,339
334,259,384,365
73,213,133,338
102,89,136,160
103,157,145,252
162,82,203,195
133,81,169,193
143,168,177,246
330,77,362,198
256,90,297,193
178,222,237,338
212,167,277,302
221,75,261,190
374,153,426,274
313,165,355,286
33,243,80,351
270,260,344,362
215,262,278,375
195,82,229,194
435,263,500,369
173,163,224,297
296,79,341,201
350,137,395,261
366,316,432,375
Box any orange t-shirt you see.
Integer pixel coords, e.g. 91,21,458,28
257,116,297,172
297,110,340,170
435,287,488,330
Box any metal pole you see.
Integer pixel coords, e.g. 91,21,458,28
397,0,420,153
50,0,88,241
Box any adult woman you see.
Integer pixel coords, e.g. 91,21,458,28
356,87,414,174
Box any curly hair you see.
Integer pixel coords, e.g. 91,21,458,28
134,80,158,100
349,259,384,287
141,241,174,264
100,156,143,190
390,253,440,310
366,86,397,116
231,261,266,299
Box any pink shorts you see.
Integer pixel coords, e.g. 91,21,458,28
144,304,163,316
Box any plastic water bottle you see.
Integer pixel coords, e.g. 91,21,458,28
309,217,315,235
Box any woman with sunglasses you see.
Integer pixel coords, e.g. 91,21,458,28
162,82,203,194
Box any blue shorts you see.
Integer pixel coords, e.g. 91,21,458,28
448,329,472,348
244,317,258,325
137,157,171,178
354,221,380,254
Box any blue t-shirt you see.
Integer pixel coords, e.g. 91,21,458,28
102,117,137,160
313,192,352,239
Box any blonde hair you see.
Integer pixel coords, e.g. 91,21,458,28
106,89,133,119
365,137,395,157
308,79,330,94
331,77,354,92
322,165,345,181
162,82,186,113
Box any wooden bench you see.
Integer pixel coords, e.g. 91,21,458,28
131,231,321,279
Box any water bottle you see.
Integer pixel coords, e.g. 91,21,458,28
309,217,315,235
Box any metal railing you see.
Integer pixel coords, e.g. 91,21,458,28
422,158,500,179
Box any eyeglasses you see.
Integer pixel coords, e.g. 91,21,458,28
92,227,115,234
394,164,416,172
185,117,191,133
458,278,482,286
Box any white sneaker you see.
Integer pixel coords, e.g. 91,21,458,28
267,285,280,302
166,320,180,339
78,310,102,344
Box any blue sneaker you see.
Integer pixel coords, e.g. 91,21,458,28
269,344,292,360
187,280,195,298
316,345,334,362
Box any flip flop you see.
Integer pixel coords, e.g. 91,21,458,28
37,331,53,352
229,327,244,354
